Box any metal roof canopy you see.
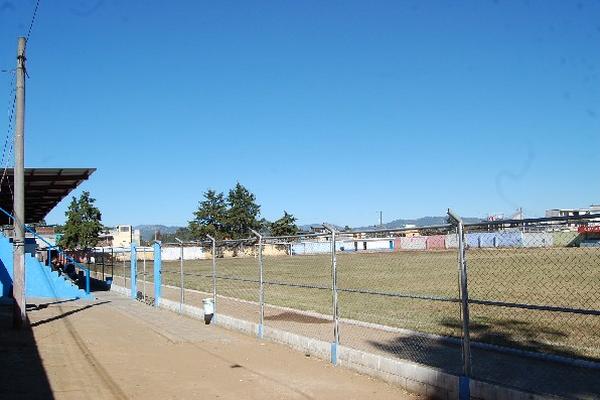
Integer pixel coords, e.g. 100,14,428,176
0,168,96,225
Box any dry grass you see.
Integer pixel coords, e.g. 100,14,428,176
104,247,600,360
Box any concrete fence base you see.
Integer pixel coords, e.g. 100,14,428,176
106,281,559,400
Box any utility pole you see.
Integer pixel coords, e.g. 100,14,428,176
13,37,26,328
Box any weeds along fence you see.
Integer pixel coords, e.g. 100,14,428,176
104,212,600,398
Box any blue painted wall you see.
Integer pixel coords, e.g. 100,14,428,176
0,235,13,298
0,235,93,301
465,231,524,248
465,233,480,248
478,232,497,248
496,231,523,247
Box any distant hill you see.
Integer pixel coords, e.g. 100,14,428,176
355,215,482,231
136,215,483,239
135,225,181,241
298,223,344,232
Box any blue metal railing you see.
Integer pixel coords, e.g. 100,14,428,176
0,206,91,295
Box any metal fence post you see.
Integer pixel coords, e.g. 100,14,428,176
153,241,162,307
101,248,105,280
175,238,184,313
323,224,339,365
448,209,471,399
250,229,264,338
142,246,147,303
111,248,114,278
206,234,217,322
123,248,127,287
130,243,137,300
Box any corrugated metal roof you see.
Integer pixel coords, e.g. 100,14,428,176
0,168,96,224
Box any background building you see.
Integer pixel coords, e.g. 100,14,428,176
99,225,141,247
545,204,600,218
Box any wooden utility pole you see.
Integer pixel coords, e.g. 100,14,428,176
13,37,27,328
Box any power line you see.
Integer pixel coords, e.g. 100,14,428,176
0,80,16,192
2,73,16,158
25,0,42,44
0,142,15,197
0,0,42,196
0,0,42,199
0,96,15,195
0,99,15,164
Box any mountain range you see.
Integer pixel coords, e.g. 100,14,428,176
135,225,181,241
353,215,482,231
136,215,483,239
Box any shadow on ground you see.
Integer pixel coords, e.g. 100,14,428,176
29,300,110,327
0,305,54,399
366,317,600,399
265,311,329,324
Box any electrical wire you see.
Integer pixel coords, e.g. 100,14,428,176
25,0,42,45
0,0,42,201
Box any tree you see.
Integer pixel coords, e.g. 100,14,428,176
225,183,261,239
59,191,103,250
161,227,194,243
257,217,271,236
270,211,298,237
188,190,228,240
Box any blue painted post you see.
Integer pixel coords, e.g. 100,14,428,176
130,244,137,300
85,268,90,294
153,241,161,307
459,375,470,400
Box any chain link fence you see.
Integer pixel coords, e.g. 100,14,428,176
102,212,600,398
463,219,600,396
262,233,333,342
336,224,464,374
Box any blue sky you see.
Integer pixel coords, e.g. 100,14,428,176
0,0,599,227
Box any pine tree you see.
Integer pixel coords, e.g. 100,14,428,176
270,211,298,237
59,192,103,250
225,183,261,239
188,189,228,240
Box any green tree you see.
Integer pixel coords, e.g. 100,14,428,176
59,191,103,250
257,217,271,236
161,227,194,243
188,190,228,240
225,183,261,239
270,211,298,237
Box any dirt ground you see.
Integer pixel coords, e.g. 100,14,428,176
0,292,418,400
106,273,600,399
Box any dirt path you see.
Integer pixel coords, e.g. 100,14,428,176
1,292,418,400
103,273,600,399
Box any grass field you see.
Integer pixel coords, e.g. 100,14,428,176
101,247,600,361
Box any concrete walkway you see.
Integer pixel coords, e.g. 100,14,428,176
0,292,417,400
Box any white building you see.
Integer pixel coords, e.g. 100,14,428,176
545,205,600,218
101,225,141,247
